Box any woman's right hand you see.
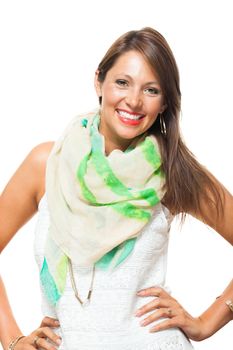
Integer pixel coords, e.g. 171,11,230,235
14,317,62,349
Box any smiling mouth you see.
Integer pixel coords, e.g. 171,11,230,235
117,109,145,121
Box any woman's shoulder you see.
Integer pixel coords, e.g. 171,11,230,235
25,141,55,204
0,142,55,252
26,141,54,176
28,141,54,163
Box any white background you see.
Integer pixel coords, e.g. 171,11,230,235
0,0,232,349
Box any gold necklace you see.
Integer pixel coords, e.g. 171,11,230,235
68,257,95,306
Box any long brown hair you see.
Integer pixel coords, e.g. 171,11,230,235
97,27,223,220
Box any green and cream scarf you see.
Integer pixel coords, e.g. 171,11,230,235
40,110,165,305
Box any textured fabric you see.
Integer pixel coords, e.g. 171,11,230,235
34,196,194,350
41,110,165,305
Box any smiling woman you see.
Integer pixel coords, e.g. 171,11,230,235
0,27,233,350
95,50,165,154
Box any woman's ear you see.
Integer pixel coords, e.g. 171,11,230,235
94,70,102,97
160,103,167,114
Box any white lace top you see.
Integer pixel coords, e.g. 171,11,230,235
34,195,194,350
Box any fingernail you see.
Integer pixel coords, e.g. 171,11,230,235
56,338,62,345
137,290,145,295
55,320,60,326
140,319,147,326
134,310,140,316
149,327,157,333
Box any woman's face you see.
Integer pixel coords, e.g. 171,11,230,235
95,50,165,155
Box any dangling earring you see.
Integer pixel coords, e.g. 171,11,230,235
159,113,167,136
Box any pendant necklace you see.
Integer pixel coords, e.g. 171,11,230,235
68,257,95,306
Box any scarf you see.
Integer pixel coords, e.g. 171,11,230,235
40,110,165,305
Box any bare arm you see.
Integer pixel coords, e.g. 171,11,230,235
0,142,54,252
187,178,233,339
0,142,56,349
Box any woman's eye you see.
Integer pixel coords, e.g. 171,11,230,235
116,79,128,87
144,87,160,95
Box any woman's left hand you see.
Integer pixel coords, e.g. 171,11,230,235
135,286,207,341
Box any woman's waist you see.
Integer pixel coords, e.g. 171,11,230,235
55,287,168,331
50,310,192,350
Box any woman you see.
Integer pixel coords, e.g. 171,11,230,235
0,27,232,350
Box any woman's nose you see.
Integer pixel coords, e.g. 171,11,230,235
125,89,142,109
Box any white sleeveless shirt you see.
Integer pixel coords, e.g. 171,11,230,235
34,195,194,350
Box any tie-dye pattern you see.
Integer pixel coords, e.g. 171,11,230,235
41,110,165,304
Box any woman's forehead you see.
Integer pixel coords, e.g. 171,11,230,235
107,50,159,82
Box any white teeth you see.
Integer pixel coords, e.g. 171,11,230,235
118,110,143,120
